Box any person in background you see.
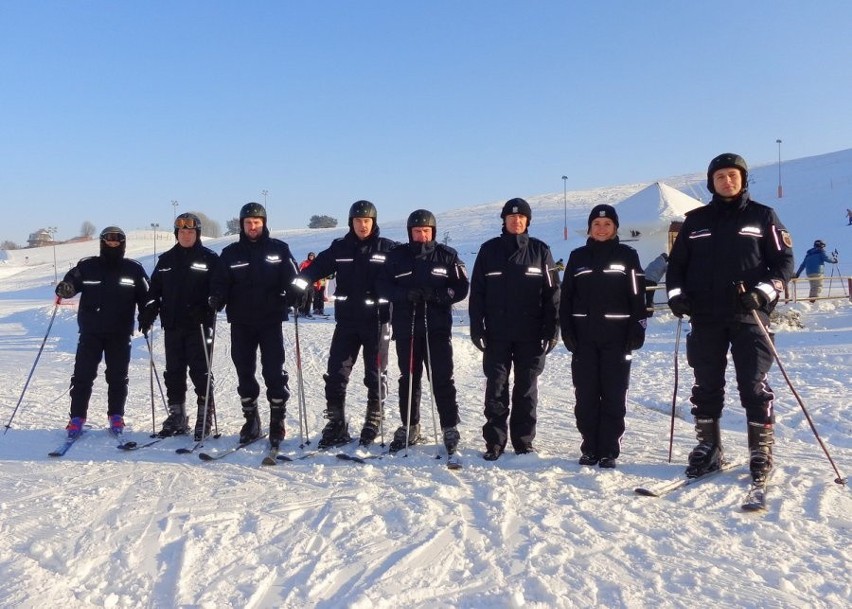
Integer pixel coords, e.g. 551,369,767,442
643,252,669,314
560,205,647,468
208,202,300,449
138,213,220,441
469,198,560,461
55,227,150,438
795,239,838,303
377,209,469,454
289,200,398,449
666,153,794,485
298,253,317,318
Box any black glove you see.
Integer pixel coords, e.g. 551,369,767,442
138,305,159,336
562,332,577,353
55,281,75,299
739,289,766,312
286,289,309,309
542,337,558,355
189,304,210,325
208,295,224,312
667,294,691,318
627,320,646,351
428,288,454,305
406,288,425,303
471,335,486,352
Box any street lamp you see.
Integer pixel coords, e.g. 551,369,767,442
151,223,160,257
561,176,568,240
776,139,783,198
171,200,179,221
47,226,58,284
261,189,268,208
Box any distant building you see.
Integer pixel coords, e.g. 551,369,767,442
27,229,53,248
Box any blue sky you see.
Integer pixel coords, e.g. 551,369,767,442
2,1,851,244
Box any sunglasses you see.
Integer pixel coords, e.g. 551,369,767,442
174,217,199,229
101,232,125,243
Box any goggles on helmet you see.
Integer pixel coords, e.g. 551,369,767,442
175,217,199,230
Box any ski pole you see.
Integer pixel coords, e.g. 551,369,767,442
293,308,310,447
148,330,156,435
198,320,220,440
375,300,387,447
143,333,169,413
4,296,61,434
403,305,417,457
737,282,846,485
667,317,683,463
423,302,441,459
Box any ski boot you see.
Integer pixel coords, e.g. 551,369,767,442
108,414,125,436
748,421,774,484
389,424,421,453
66,417,86,440
269,398,286,448
359,400,383,447
194,396,215,441
238,399,261,443
317,419,351,450
158,403,189,437
685,416,723,478
442,426,460,455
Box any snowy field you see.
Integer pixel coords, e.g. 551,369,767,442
0,150,850,608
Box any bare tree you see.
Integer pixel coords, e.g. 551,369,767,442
1,240,21,250
225,217,240,235
190,212,222,238
80,221,96,238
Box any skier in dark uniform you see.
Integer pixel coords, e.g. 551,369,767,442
469,198,560,460
138,213,220,440
377,209,469,454
289,200,398,449
208,202,300,448
55,226,150,438
666,153,794,484
560,204,648,468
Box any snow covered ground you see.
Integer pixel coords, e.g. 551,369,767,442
0,150,850,608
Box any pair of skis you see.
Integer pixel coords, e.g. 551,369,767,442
634,460,772,511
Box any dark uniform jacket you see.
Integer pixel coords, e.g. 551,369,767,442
210,228,299,325
300,227,398,326
666,192,794,325
146,241,220,330
62,255,149,335
560,237,647,348
377,240,469,338
469,230,560,343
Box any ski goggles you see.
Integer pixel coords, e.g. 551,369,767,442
101,231,126,243
174,217,199,229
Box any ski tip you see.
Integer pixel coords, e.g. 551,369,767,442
261,457,278,466
276,454,294,462
198,453,215,461
117,441,138,450
634,488,661,497
175,448,193,454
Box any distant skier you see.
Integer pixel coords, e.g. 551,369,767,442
847,208,852,225
469,198,560,460
297,253,316,318
666,153,794,485
795,240,838,303
55,227,150,438
643,252,669,313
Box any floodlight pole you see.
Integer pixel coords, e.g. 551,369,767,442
776,139,783,198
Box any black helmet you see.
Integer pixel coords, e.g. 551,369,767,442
174,212,202,237
706,153,748,194
348,200,377,220
814,239,826,248
99,226,126,259
406,209,437,241
100,226,126,243
240,202,267,221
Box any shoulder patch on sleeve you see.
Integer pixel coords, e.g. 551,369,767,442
780,229,793,249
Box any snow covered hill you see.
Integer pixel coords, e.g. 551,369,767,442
0,150,850,608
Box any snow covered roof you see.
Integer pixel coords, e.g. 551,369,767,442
614,181,703,233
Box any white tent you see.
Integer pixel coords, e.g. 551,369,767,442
611,181,703,265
